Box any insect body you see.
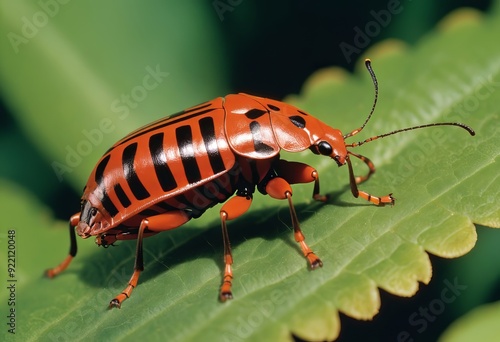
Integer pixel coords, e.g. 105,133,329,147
46,60,475,308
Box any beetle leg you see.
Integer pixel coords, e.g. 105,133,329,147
276,160,328,202
45,213,80,278
109,211,190,309
219,195,253,301
348,151,376,184
346,156,395,206
277,159,328,202
265,177,323,269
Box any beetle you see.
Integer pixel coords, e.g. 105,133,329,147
46,59,475,308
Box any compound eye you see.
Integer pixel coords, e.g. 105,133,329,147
90,207,98,216
317,141,333,156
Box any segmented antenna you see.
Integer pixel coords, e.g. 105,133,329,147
346,122,475,148
344,59,475,147
343,59,378,140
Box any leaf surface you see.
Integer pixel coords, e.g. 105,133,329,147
1,5,499,342
439,301,500,342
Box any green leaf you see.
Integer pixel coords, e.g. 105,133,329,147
1,6,499,342
0,1,228,189
439,301,500,342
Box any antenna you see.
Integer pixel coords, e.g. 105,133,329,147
343,59,475,147
346,122,475,148
343,59,378,140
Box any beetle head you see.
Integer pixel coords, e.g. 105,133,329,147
309,125,348,167
77,199,111,238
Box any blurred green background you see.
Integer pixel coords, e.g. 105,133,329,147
0,1,497,341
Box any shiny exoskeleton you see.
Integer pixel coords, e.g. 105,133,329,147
46,60,475,308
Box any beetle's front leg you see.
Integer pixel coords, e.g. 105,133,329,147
276,160,328,202
109,211,190,309
346,156,395,206
348,151,376,184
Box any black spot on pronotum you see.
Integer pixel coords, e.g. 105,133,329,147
244,109,267,119
268,104,280,111
289,116,306,129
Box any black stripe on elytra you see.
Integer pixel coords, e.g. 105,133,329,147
93,155,119,217
176,125,202,184
122,143,151,200
289,115,306,129
249,121,275,155
244,108,267,119
95,155,111,184
149,132,177,192
114,184,131,208
199,116,225,174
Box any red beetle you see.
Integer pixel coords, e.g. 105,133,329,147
46,60,474,308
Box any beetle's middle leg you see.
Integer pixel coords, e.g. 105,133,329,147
109,210,190,309
265,176,323,269
275,159,328,202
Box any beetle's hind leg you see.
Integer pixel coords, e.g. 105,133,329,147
218,195,253,301
109,211,190,309
109,224,145,309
